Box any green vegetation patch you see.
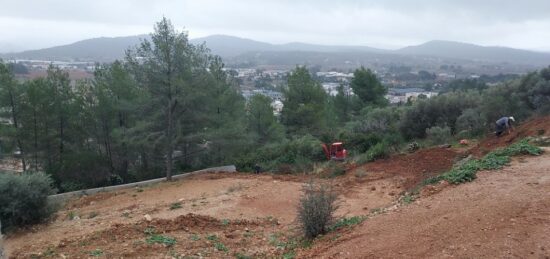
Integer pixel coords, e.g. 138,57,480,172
329,216,367,232
89,249,103,257
437,139,542,185
169,202,182,210
146,234,176,246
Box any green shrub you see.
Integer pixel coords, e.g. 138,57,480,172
0,172,57,231
355,140,390,164
89,249,103,257
442,166,477,184
478,153,510,170
320,161,346,178
492,139,542,156
169,202,182,210
214,241,228,252
339,131,382,153
425,126,452,145
367,141,390,161
297,182,338,239
236,134,325,173
146,234,176,246
455,108,486,137
402,194,415,204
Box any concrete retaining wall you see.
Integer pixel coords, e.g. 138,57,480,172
48,165,236,203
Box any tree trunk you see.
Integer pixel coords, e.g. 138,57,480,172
102,119,114,174
8,89,26,171
119,111,129,179
33,109,38,171
166,98,174,181
59,114,64,165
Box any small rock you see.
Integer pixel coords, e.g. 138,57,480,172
245,227,250,232
370,186,376,191
144,214,152,222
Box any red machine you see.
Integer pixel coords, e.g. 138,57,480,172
322,142,347,161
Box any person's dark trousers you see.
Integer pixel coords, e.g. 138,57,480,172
495,123,504,137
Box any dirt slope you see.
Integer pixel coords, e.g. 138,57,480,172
471,115,550,157
4,147,460,258
299,149,550,258
9,119,550,258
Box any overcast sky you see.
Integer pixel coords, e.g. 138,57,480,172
1,0,550,52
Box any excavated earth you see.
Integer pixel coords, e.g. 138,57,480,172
298,150,550,258
5,148,459,258
4,116,550,258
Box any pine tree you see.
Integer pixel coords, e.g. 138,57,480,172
126,17,210,180
350,66,387,107
281,66,327,136
0,62,26,170
247,94,284,144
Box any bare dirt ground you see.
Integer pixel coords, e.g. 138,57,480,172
5,116,549,258
4,173,411,258
5,147,458,258
299,150,550,258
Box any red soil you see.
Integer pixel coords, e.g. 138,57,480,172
470,115,550,157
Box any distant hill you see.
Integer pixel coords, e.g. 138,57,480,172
1,35,148,62
397,40,550,65
191,35,386,57
190,35,274,57
1,35,549,66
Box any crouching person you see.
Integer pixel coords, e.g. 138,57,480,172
495,116,515,137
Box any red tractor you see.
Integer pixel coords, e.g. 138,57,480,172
322,142,347,161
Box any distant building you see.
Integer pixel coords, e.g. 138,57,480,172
271,100,284,116
386,87,438,104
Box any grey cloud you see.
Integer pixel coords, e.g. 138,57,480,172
1,0,550,52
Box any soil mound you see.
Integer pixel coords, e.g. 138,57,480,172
360,147,459,190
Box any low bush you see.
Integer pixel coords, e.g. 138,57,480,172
491,139,542,156
236,135,325,173
441,163,478,184
367,141,390,161
425,126,452,146
297,182,338,239
0,172,57,232
319,161,346,178
354,141,390,164
146,234,176,246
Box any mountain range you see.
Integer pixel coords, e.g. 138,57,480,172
2,34,550,66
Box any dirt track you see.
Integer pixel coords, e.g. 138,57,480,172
300,149,550,258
